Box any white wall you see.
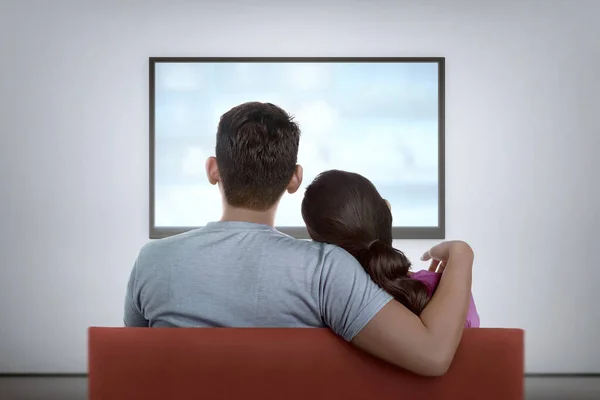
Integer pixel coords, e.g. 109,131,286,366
0,0,598,374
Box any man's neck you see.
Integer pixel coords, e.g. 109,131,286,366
221,205,277,227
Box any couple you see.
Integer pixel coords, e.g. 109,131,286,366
125,101,477,376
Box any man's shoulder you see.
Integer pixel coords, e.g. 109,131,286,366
270,230,331,252
269,231,359,264
270,235,365,277
134,229,203,269
135,227,361,272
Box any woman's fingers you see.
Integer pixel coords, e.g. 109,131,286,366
437,261,447,273
428,259,440,272
428,260,447,273
421,249,432,261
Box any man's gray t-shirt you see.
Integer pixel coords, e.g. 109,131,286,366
124,221,392,341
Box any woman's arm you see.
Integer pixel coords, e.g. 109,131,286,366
351,241,474,376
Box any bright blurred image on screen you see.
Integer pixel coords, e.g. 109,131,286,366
153,61,440,232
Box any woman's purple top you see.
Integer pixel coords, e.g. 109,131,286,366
411,270,480,328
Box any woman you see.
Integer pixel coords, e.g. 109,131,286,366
301,169,479,327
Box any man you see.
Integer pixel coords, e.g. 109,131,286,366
125,102,474,376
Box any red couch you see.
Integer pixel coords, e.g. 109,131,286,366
88,327,524,400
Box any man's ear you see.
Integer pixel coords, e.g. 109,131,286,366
384,199,391,211
205,156,220,185
286,164,303,194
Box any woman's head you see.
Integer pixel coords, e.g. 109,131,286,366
301,170,429,315
302,169,393,244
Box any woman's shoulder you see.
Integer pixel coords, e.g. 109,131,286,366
409,269,442,283
408,270,441,295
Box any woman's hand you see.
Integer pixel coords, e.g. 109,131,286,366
421,241,473,273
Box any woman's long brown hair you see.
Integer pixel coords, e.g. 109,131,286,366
301,170,430,315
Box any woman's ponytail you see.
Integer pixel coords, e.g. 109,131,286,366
352,240,430,316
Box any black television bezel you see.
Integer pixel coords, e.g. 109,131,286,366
149,57,445,240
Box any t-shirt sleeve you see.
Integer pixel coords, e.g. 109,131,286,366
465,292,480,328
319,246,393,341
124,257,150,327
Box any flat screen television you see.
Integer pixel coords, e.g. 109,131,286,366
150,57,445,239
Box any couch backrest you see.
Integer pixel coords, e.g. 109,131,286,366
88,327,524,400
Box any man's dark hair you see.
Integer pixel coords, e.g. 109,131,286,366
215,102,301,210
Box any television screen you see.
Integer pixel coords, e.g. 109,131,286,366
150,57,444,239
